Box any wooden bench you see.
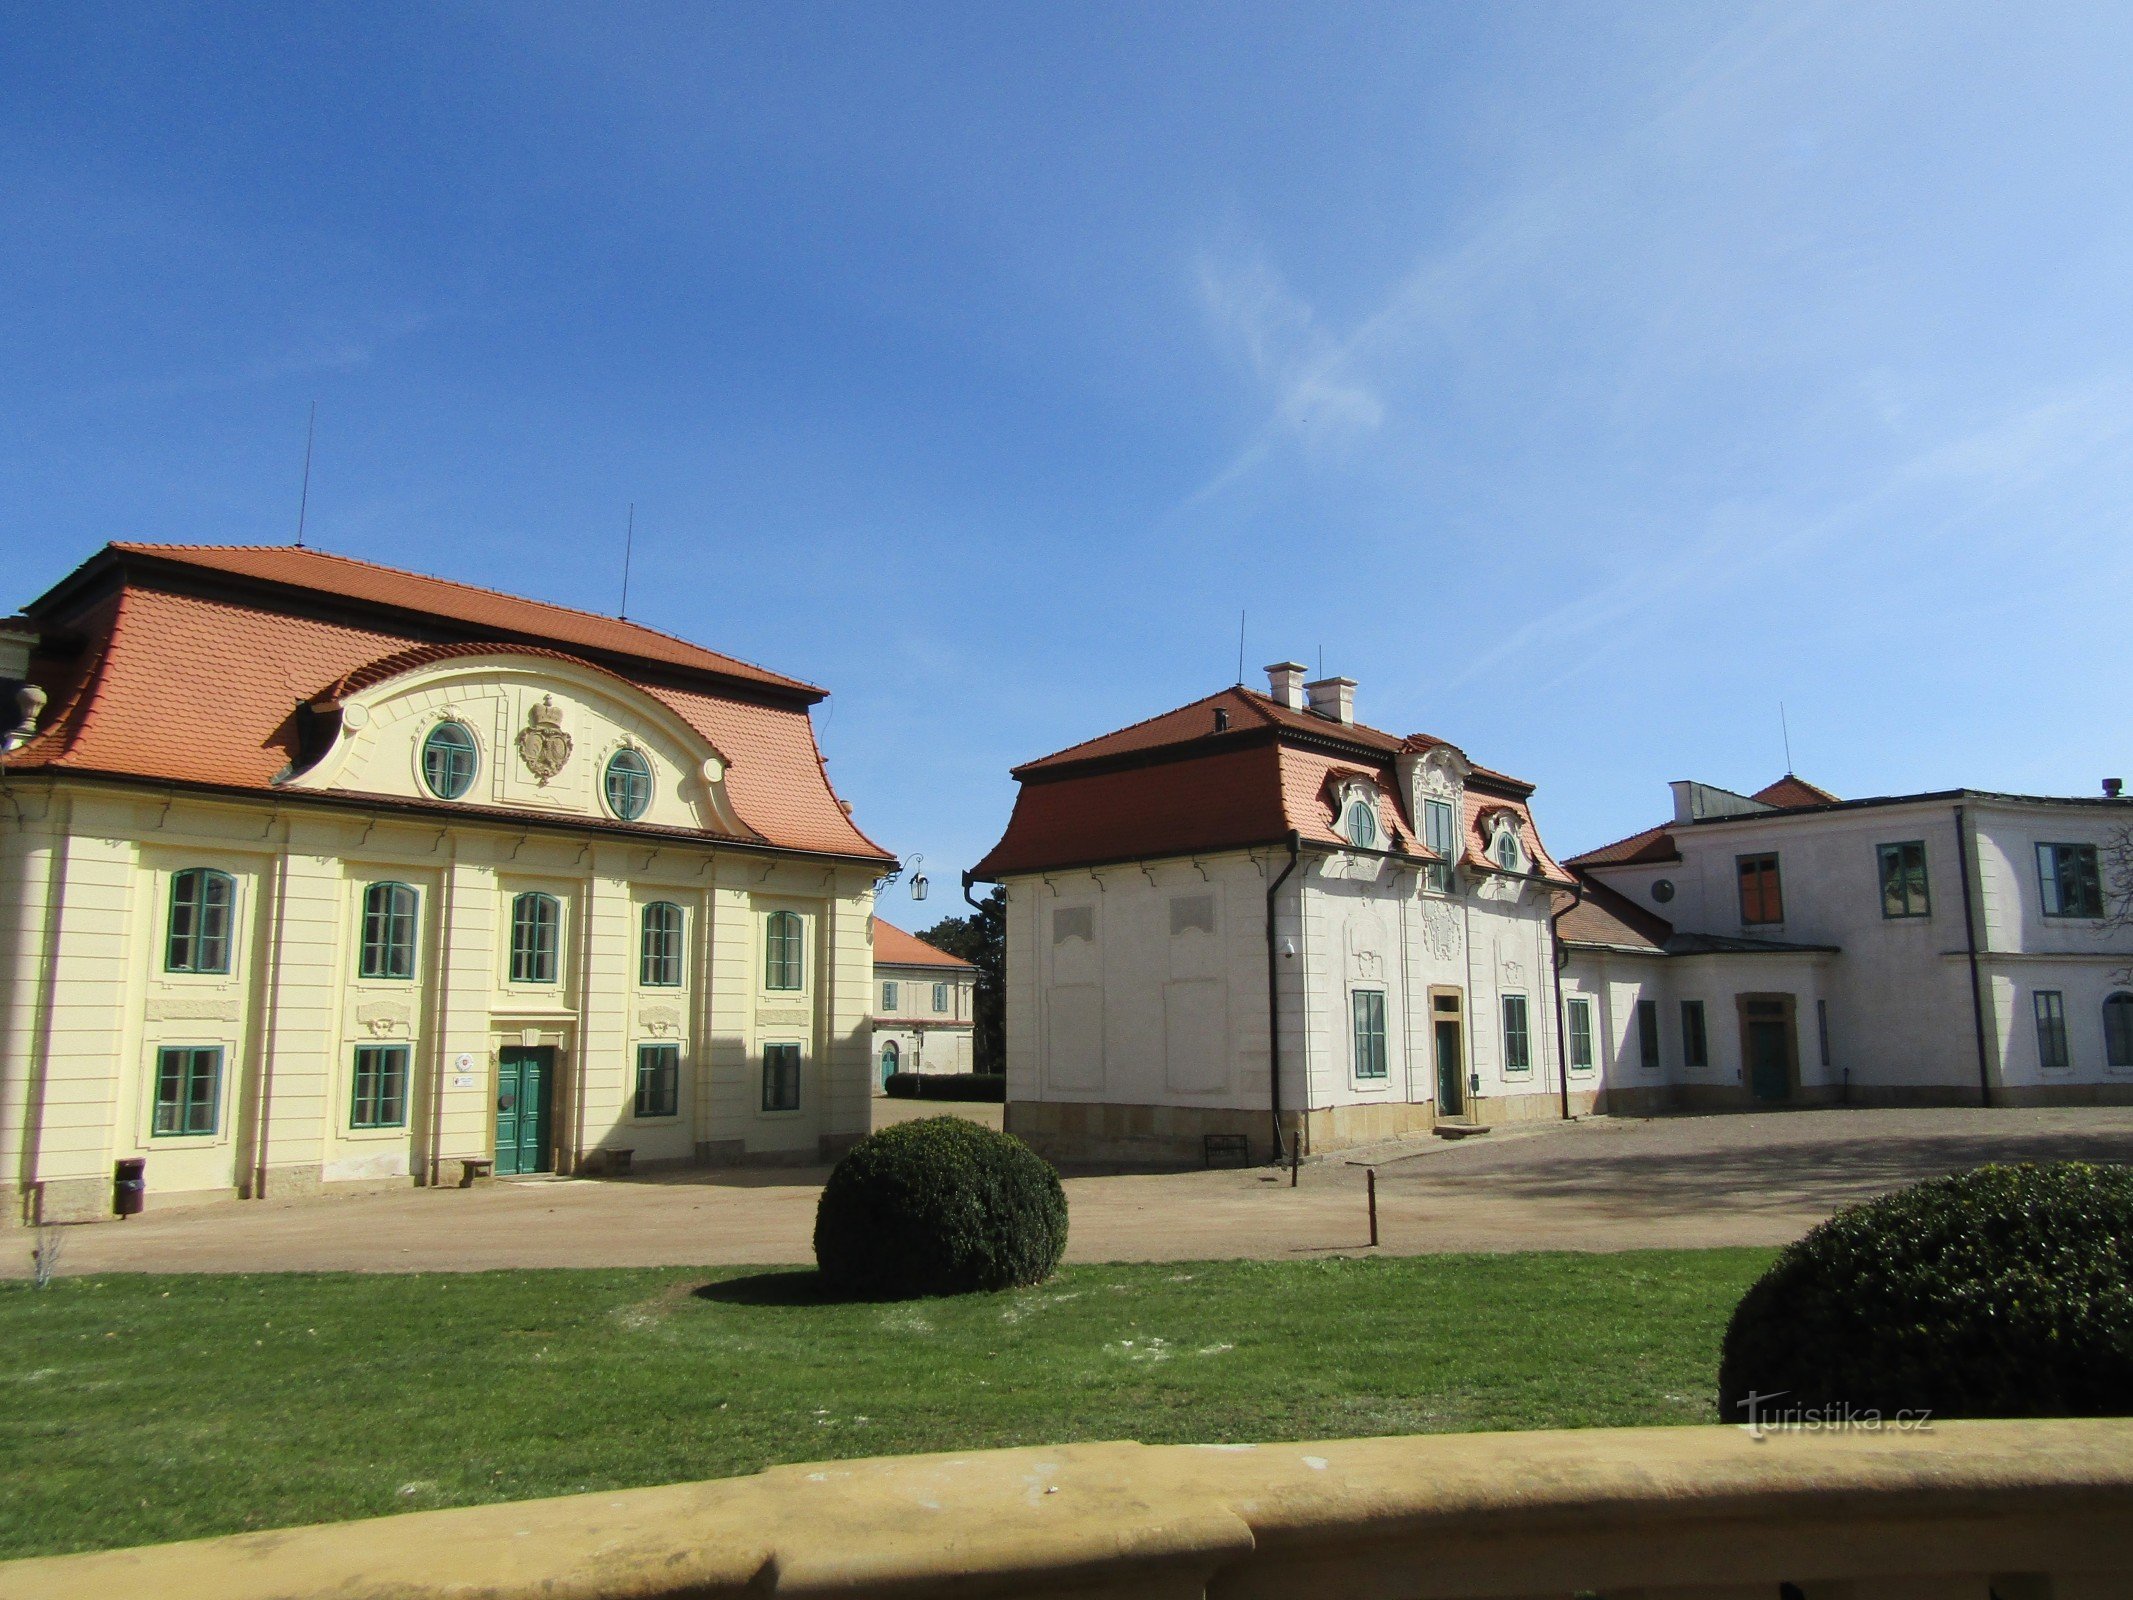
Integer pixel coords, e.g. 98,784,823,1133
458,1157,495,1188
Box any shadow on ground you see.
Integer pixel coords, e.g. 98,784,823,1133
1391,1128,2133,1213
692,1269,831,1306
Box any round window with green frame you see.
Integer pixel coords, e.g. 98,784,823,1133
421,720,479,800
1342,795,1380,849
604,746,654,821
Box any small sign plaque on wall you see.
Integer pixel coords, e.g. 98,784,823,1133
454,1053,476,1089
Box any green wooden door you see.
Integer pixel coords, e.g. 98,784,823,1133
1434,1019,1464,1116
494,1047,555,1175
1746,1010,1791,1103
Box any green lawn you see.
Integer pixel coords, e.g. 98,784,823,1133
0,1249,1772,1560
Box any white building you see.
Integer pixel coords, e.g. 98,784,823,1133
1561,776,2133,1109
870,917,977,1088
972,664,1583,1166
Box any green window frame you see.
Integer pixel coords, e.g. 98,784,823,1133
509,892,560,984
1567,997,1594,1072
1351,990,1388,1080
1877,841,1930,918
2104,992,2133,1069
640,901,684,987
2037,843,2104,918
1681,999,1708,1068
933,981,949,1013
2034,990,2070,1070
764,910,804,991
1344,797,1380,849
1492,824,1522,872
359,882,418,980
1637,999,1660,1069
634,1043,680,1118
1423,798,1457,891
166,867,235,974
153,1045,222,1136
421,720,478,800
762,1042,801,1112
882,980,898,1011
1737,853,1783,924
350,1044,409,1129
604,747,654,822
1502,993,1531,1074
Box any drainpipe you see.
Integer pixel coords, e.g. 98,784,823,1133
1954,803,1992,1108
1265,831,1303,1163
1548,875,1585,1120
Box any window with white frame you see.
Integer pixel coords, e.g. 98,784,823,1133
1567,997,1594,1073
933,981,949,1013
509,892,560,984
1492,821,1524,872
1502,994,1531,1073
1351,990,1388,1080
166,868,236,974
764,910,804,990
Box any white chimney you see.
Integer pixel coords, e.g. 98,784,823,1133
1264,661,1308,712
1304,675,1356,725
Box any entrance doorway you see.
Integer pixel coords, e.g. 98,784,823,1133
495,1046,556,1175
1741,997,1796,1104
1431,990,1465,1117
880,1039,900,1088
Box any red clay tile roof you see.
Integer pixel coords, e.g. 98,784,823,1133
872,918,976,970
12,545,891,863
974,686,1571,882
1751,774,1842,808
1565,775,1842,868
1556,875,1674,953
45,543,822,698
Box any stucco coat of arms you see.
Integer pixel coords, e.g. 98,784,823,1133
516,695,573,784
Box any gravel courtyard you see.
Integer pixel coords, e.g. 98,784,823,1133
13,1106,2132,1277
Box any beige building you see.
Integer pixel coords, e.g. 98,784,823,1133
0,543,894,1223
869,917,977,1088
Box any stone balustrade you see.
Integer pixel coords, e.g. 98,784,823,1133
2,1419,2129,1599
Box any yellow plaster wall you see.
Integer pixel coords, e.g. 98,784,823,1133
1,781,877,1224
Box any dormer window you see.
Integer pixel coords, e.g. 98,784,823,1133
422,720,478,800
604,746,653,821
1342,795,1380,850
1491,819,1524,872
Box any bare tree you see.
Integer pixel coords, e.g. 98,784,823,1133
30,1222,63,1289
2107,824,2133,931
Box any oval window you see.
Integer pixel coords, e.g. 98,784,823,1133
422,721,479,800
1652,878,1677,904
1344,797,1379,849
604,746,654,821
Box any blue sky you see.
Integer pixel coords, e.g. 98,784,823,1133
6,3,2131,903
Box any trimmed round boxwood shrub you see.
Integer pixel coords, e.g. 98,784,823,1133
813,1116,1068,1298
1717,1161,2133,1421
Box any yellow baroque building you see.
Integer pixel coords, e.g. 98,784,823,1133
0,543,895,1224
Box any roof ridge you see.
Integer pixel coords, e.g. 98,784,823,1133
1015,686,1268,771
105,542,815,693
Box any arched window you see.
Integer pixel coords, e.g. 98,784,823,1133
604,746,653,821
359,882,419,980
422,721,479,800
880,1039,900,1085
764,910,804,990
640,901,684,987
2106,992,2133,1069
509,892,560,984
1343,796,1380,849
166,868,236,973
1493,823,1524,872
